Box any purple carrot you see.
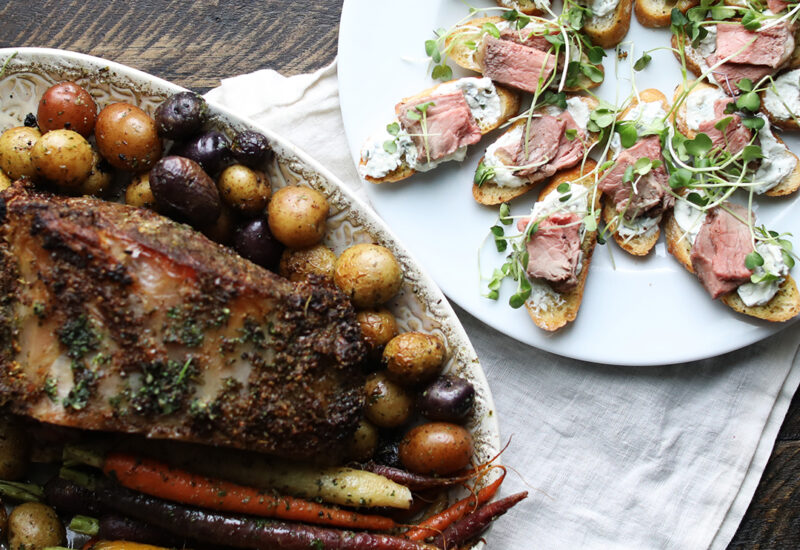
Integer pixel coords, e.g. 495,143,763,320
86,478,435,550
431,491,527,549
362,462,473,491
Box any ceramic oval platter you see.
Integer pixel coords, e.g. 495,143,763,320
0,47,500,547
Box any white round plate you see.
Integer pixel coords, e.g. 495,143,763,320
338,0,800,366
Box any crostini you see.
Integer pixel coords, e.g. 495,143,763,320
599,88,671,256
665,199,800,321
762,68,800,131
473,95,599,205
519,160,602,331
634,0,698,27
358,77,519,184
445,16,604,93
672,18,796,95
673,80,800,197
582,0,634,49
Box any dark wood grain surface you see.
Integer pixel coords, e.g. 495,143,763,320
1,1,798,547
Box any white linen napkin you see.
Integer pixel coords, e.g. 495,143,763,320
205,62,800,550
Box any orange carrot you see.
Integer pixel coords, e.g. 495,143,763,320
102,453,397,531
403,466,506,541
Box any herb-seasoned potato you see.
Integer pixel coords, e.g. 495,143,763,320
31,129,93,188
279,244,337,282
0,127,40,180
8,503,65,550
267,185,329,249
334,244,403,308
219,164,271,214
364,372,414,429
383,332,446,386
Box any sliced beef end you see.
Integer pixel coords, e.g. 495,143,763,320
395,92,481,162
523,212,583,293
690,204,754,299
499,27,555,51
715,22,794,68
479,35,556,94
696,98,752,155
707,60,775,96
513,111,585,181
767,0,790,11
598,136,671,220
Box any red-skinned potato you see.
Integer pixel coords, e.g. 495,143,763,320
399,422,473,475
37,81,97,137
95,103,162,172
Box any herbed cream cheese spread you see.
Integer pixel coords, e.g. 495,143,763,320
435,77,503,128
609,100,668,155
686,86,728,131
483,125,527,188
589,0,620,18
752,116,797,194
737,242,789,306
674,200,790,306
763,68,800,121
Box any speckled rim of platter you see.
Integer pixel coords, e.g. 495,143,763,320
0,47,501,542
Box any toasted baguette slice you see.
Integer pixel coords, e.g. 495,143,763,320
360,80,520,184
445,17,604,92
495,0,545,15
525,160,602,331
665,209,800,321
582,0,633,49
635,0,698,28
602,88,670,255
472,95,600,205
674,80,800,197
670,35,712,84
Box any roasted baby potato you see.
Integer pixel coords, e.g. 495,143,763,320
95,102,162,172
267,185,329,249
383,332,445,386
279,244,337,282
0,127,41,180
334,244,403,308
31,129,93,188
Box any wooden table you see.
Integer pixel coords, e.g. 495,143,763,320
2,1,798,546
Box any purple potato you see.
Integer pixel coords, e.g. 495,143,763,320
170,130,230,174
154,92,208,140
231,130,274,168
149,156,221,226
417,375,475,423
233,218,284,271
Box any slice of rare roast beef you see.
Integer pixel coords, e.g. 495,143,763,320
479,35,556,94
513,111,585,182
599,136,671,220
521,212,583,293
396,92,481,162
696,98,752,155
690,204,754,298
